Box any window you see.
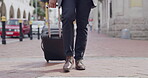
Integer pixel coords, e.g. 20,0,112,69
23,20,29,26
7,20,19,25
130,0,143,7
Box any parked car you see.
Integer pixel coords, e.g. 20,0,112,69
0,18,30,37
32,21,45,34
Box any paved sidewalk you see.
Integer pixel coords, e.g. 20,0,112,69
0,31,148,78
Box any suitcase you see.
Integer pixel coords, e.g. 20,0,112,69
41,6,65,62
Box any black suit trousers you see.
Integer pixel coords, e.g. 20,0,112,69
61,0,93,60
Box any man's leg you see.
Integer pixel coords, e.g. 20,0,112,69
61,0,76,72
75,0,92,60
62,0,76,57
75,0,93,70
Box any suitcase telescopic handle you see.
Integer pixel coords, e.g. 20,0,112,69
46,3,62,38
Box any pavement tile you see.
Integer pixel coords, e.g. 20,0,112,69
0,31,148,78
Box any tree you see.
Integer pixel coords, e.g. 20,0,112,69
33,0,45,20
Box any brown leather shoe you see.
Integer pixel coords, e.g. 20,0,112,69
63,56,74,72
75,60,85,70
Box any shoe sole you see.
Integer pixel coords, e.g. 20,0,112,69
76,67,85,70
63,68,70,72
63,64,74,72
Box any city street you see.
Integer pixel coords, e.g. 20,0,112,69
1,0,148,78
0,35,40,44
0,31,148,78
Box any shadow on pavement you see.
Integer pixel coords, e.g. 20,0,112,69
15,61,64,68
0,68,65,78
0,61,65,78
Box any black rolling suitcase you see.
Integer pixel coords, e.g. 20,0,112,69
41,6,65,62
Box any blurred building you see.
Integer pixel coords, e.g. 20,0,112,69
0,0,34,20
89,0,101,32
91,0,148,40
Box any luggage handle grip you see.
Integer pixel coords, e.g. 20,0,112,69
46,3,62,38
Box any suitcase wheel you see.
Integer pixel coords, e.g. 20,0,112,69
46,60,49,63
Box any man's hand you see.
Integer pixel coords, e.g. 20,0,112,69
48,0,57,8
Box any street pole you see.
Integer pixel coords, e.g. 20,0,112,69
1,16,6,44
37,25,40,40
30,21,33,40
19,20,23,41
